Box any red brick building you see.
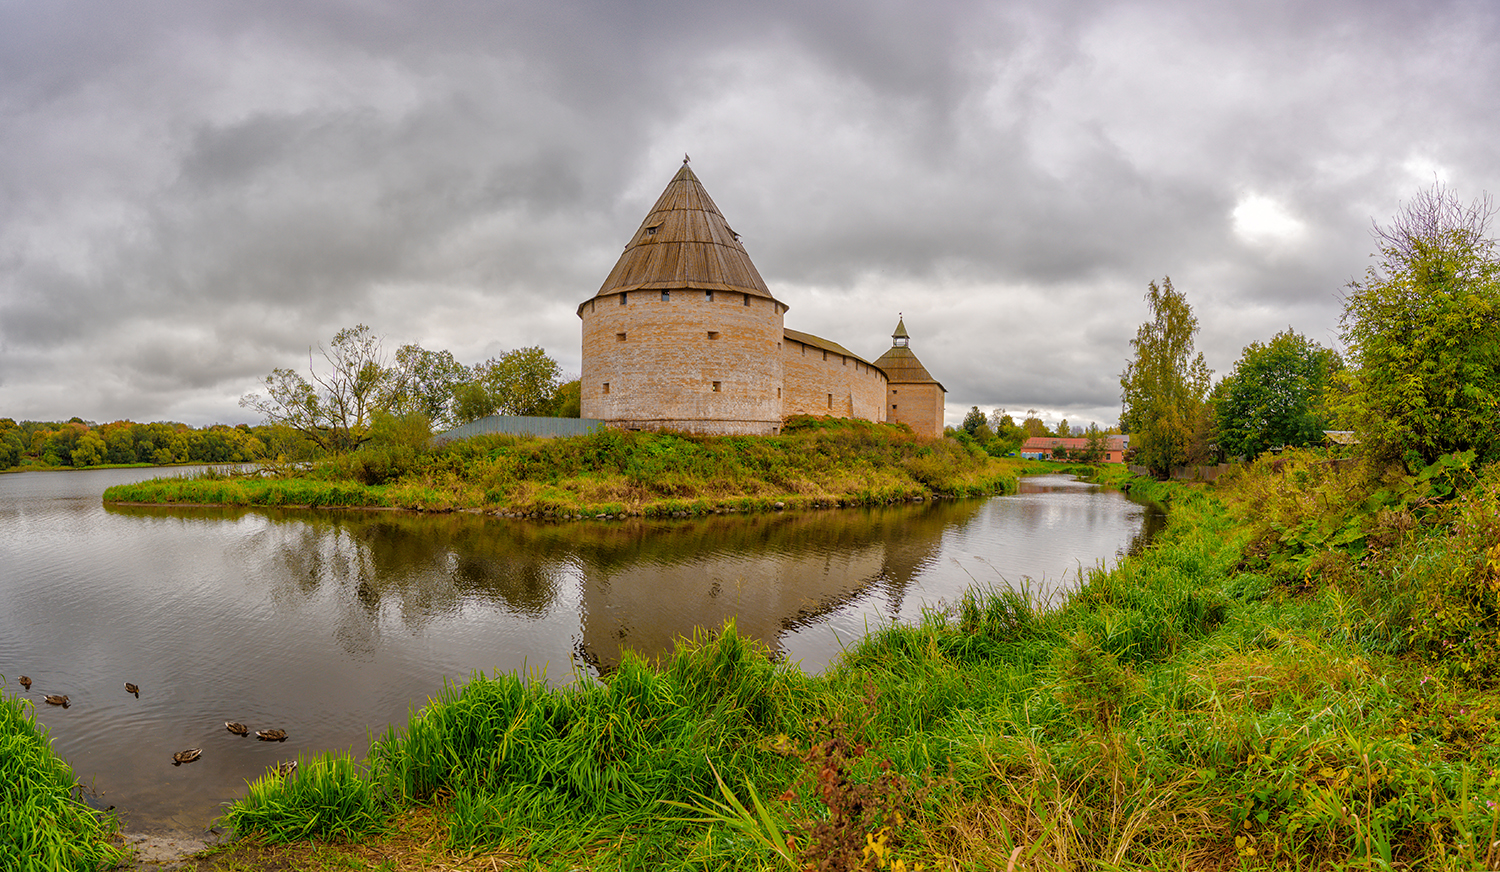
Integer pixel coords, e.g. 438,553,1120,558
1020,435,1129,463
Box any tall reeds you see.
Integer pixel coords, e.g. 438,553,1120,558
0,688,123,870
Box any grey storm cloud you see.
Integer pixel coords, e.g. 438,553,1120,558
2,0,1499,429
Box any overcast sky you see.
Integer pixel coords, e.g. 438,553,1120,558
2,0,1497,430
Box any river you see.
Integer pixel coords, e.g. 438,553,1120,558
0,465,1161,834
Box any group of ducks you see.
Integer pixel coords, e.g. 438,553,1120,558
173,721,292,769
18,674,72,708
15,675,295,774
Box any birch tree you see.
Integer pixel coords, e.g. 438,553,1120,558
1120,277,1212,477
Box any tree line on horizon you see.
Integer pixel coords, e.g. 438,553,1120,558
949,406,1121,463
0,418,313,471
1120,182,1499,477
0,338,580,471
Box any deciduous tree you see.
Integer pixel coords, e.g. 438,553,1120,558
385,344,467,431
240,324,392,454
987,408,1027,453
1340,184,1500,466
961,406,988,436
452,346,564,422
1120,277,1212,477
1216,329,1341,460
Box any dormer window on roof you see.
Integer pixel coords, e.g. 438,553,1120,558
645,222,663,237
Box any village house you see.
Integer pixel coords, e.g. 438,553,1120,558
1020,435,1130,463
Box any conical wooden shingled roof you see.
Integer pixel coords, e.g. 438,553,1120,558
584,165,781,308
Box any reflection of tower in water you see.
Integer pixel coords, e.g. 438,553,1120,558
195,499,989,672
575,501,984,673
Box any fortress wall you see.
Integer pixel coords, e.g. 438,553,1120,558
580,290,785,433
888,382,945,438
781,336,888,423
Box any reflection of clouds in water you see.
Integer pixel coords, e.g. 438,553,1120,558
781,475,1158,672
4,468,1158,833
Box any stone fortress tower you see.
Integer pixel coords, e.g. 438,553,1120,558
578,162,787,434
875,317,947,438
578,161,944,437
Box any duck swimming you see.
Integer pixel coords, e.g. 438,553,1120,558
18,676,30,690
274,760,298,777
124,682,139,697
172,749,202,766
256,729,288,742
43,694,69,708
225,721,250,736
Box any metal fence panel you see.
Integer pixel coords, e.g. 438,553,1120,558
432,416,606,444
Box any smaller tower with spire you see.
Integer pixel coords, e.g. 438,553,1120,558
873,317,946,438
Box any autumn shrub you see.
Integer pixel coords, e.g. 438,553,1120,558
1390,460,1500,681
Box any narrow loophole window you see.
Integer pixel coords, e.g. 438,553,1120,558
707,331,720,340
711,381,721,392
827,394,833,408
777,387,782,399
602,382,610,394
661,290,670,302
620,293,627,305
616,332,626,342
706,290,714,301
743,294,750,307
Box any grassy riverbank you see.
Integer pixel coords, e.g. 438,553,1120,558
30,449,1500,868
102,418,1021,516
169,452,1500,871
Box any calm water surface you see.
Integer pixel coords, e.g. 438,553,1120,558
0,466,1161,834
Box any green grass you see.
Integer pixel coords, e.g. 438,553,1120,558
0,685,124,871
194,455,1500,870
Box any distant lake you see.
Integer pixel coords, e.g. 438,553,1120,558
0,466,1161,835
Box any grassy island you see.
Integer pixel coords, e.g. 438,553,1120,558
102,417,1020,517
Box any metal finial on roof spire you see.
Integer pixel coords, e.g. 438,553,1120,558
683,152,690,165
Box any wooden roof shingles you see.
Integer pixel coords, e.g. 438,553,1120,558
583,165,779,311
783,328,882,371
874,345,945,391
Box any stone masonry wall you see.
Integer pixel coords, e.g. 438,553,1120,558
580,289,785,433
781,337,888,423
887,382,945,438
